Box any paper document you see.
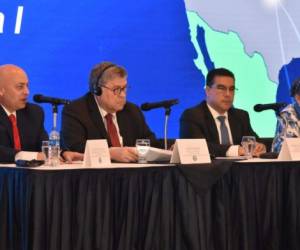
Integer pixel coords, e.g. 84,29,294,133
146,147,172,162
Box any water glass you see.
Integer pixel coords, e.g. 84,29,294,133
48,144,60,167
41,141,49,165
136,139,150,163
241,136,256,158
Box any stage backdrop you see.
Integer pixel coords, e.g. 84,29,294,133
0,0,299,138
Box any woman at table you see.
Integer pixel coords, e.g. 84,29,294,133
272,77,300,152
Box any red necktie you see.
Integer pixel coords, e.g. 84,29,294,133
9,114,21,150
105,113,121,147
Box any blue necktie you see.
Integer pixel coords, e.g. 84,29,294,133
217,116,230,145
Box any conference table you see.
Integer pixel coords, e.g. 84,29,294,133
1,159,300,250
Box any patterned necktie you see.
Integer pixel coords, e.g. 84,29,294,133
9,114,21,150
217,116,230,145
105,113,121,147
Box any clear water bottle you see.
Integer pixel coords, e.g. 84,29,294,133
49,128,60,166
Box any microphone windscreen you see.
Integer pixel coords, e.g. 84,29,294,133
33,94,43,103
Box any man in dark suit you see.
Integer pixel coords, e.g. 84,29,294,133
61,62,160,162
0,64,82,163
180,68,266,157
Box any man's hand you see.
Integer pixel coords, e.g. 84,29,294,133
109,147,138,163
238,146,245,156
238,143,266,157
62,151,84,163
253,142,266,157
37,152,46,161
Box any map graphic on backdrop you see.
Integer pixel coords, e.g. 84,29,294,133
186,0,300,136
0,0,299,137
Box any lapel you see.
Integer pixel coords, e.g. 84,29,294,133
116,106,130,146
202,102,220,144
228,109,240,144
16,107,26,148
0,106,13,143
86,93,110,143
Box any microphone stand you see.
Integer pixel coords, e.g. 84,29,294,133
164,107,171,150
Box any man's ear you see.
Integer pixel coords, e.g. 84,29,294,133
205,85,210,96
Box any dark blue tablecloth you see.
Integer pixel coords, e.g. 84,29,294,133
0,160,300,250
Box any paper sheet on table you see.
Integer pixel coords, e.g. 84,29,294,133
146,147,172,162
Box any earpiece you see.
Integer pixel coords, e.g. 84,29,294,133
91,64,115,96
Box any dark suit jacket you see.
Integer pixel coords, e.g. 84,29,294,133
61,93,160,153
180,101,258,157
0,103,48,162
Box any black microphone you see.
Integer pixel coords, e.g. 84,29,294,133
253,102,287,112
141,99,179,111
33,94,70,105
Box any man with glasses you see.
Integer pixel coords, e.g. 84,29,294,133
180,68,266,157
61,62,159,162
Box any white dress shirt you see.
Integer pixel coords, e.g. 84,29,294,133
1,105,39,161
94,97,123,146
206,104,239,156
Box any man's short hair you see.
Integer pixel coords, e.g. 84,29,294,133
206,68,235,87
89,62,127,92
290,77,300,97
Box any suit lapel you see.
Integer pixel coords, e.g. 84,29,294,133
228,109,241,144
0,106,13,143
202,102,221,144
86,94,110,142
116,106,131,146
16,108,26,149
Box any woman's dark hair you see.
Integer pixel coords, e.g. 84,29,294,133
290,78,300,97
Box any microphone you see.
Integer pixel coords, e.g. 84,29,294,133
141,99,179,111
253,102,287,112
33,94,70,105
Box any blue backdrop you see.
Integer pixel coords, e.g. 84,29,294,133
0,0,299,138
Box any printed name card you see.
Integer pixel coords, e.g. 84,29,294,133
170,139,211,164
278,138,300,161
83,140,111,167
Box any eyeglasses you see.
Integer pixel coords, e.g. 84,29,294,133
101,85,129,95
209,84,238,94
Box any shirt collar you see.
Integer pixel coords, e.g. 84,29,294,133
1,105,16,117
206,103,228,120
93,96,117,120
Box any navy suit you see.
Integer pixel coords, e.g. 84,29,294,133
180,101,258,157
61,93,160,153
0,103,48,162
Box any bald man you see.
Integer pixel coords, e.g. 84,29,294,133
0,64,82,163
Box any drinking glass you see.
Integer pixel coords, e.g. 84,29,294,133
41,140,49,165
48,144,60,167
136,139,150,163
241,136,256,158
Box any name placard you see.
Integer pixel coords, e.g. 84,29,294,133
278,138,300,161
170,139,211,164
83,140,111,167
